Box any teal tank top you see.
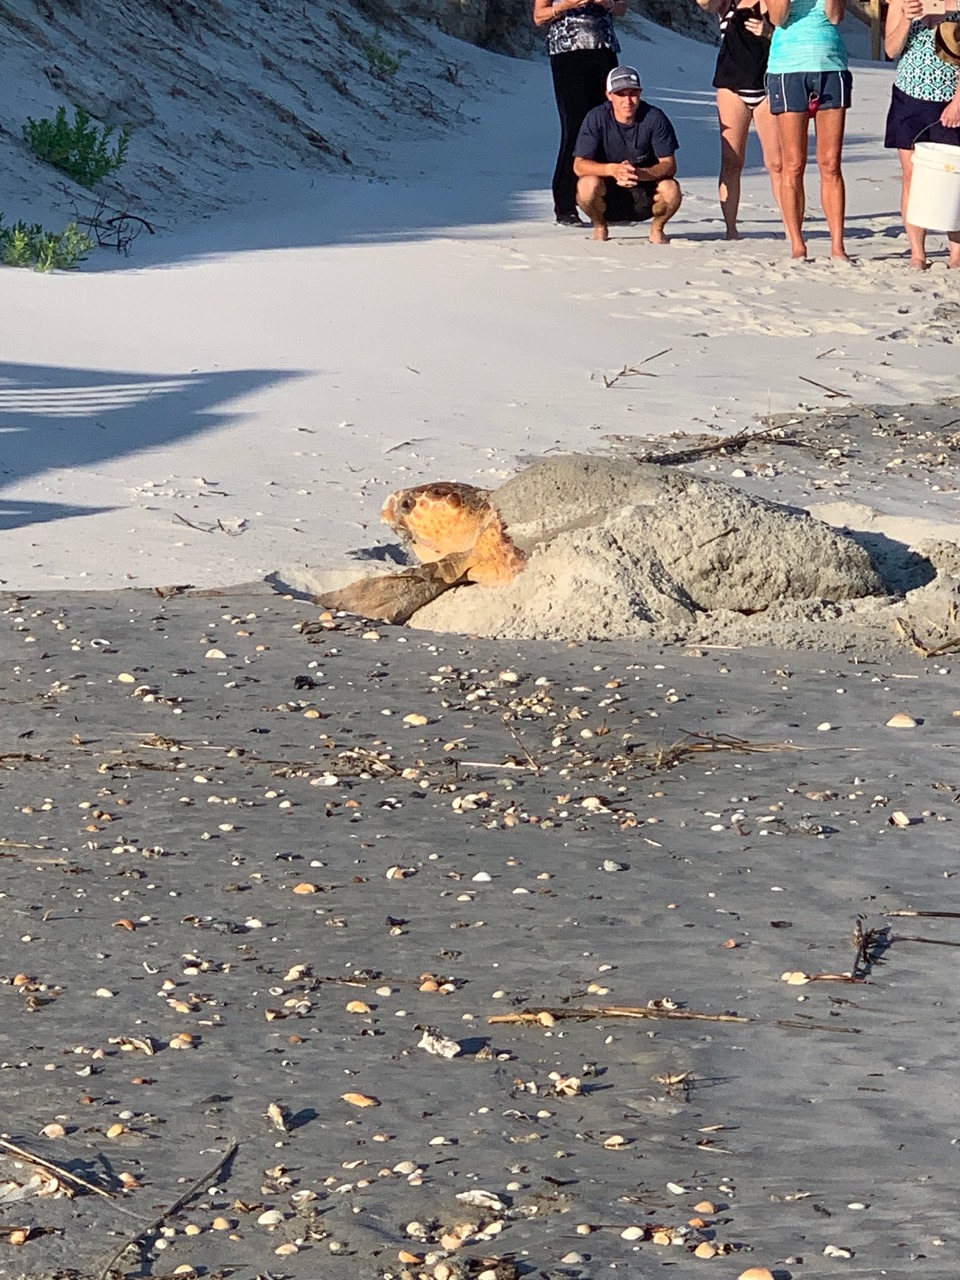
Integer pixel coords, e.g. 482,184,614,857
767,0,848,74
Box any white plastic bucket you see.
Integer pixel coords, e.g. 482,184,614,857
907,141,960,232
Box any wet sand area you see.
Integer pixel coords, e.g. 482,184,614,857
2,582,960,1279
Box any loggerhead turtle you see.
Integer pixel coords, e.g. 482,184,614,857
381,481,526,586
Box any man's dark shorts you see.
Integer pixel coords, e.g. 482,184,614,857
602,179,658,223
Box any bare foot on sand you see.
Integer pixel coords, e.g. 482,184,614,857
649,226,671,246
790,239,808,259
831,252,853,264
725,229,741,241
592,223,608,242
909,255,929,270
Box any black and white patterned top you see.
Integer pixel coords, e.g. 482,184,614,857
895,17,960,102
545,1,620,56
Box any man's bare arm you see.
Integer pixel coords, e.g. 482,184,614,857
766,0,791,25
633,155,678,183
574,156,617,178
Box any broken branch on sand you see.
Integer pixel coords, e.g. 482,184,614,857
893,618,960,658
97,1140,237,1280
886,909,960,919
0,1135,114,1199
892,934,960,948
487,1005,751,1026
798,374,850,399
601,348,671,387
776,1020,862,1034
501,714,542,772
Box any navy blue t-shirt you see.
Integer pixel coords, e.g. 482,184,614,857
574,100,680,169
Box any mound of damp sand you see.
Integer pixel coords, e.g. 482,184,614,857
295,455,889,644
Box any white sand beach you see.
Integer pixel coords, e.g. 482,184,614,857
0,8,957,597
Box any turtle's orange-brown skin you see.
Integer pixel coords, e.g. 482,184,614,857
381,482,526,586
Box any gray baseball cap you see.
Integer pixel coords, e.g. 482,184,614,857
606,65,641,93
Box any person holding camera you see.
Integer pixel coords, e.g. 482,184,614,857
533,0,628,226
766,0,851,260
572,65,682,242
884,0,960,269
696,0,782,239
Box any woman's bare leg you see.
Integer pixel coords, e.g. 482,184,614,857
814,107,848,260
898,149,928,268
775,110,810,258
716,88,752,239
752,96,784,222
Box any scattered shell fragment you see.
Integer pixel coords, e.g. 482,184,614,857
292,882,318,894
456,1189,507,1211
781,971,811,985
39,1123,66,1139
418,1028,462,1059
267,1102,289,1133
342,1092,380,1108
738,1269,776,1280
257,1209,285,1227
694,1200,716,1214
890,810,913,827
117,673,136,684
402,713,429,726
694,1242,718,1259
551,1074,581,1097
823,1244,854,1258
886,712,918,728
346,1000,372,1014
620,1226,645,1241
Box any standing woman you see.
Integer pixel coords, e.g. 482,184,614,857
533,0,628,225
884,0,960,269
697,0,783,239
766,0,851,260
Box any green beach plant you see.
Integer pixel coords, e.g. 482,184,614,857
23,105,130,188
0,214,95,271
362,30,408,79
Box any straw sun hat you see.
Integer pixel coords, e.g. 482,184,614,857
935,20,960,69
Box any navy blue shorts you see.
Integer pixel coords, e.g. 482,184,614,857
766,69,853,115
601,179,657,223
884,84,960,151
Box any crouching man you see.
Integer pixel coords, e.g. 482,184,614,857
573,65,682,243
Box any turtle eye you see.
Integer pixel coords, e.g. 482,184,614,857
398,495,415,514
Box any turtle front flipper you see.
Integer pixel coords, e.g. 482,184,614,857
431,551,475,584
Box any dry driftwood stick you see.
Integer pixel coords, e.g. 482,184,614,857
776,1020,862,1034
98,1140,237,1280
488,1004,751,1026
0,1135,114,1199
893,617,960,658
798,374,850,399
501,714,542,772
892,934,960,948
886,909,960,919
